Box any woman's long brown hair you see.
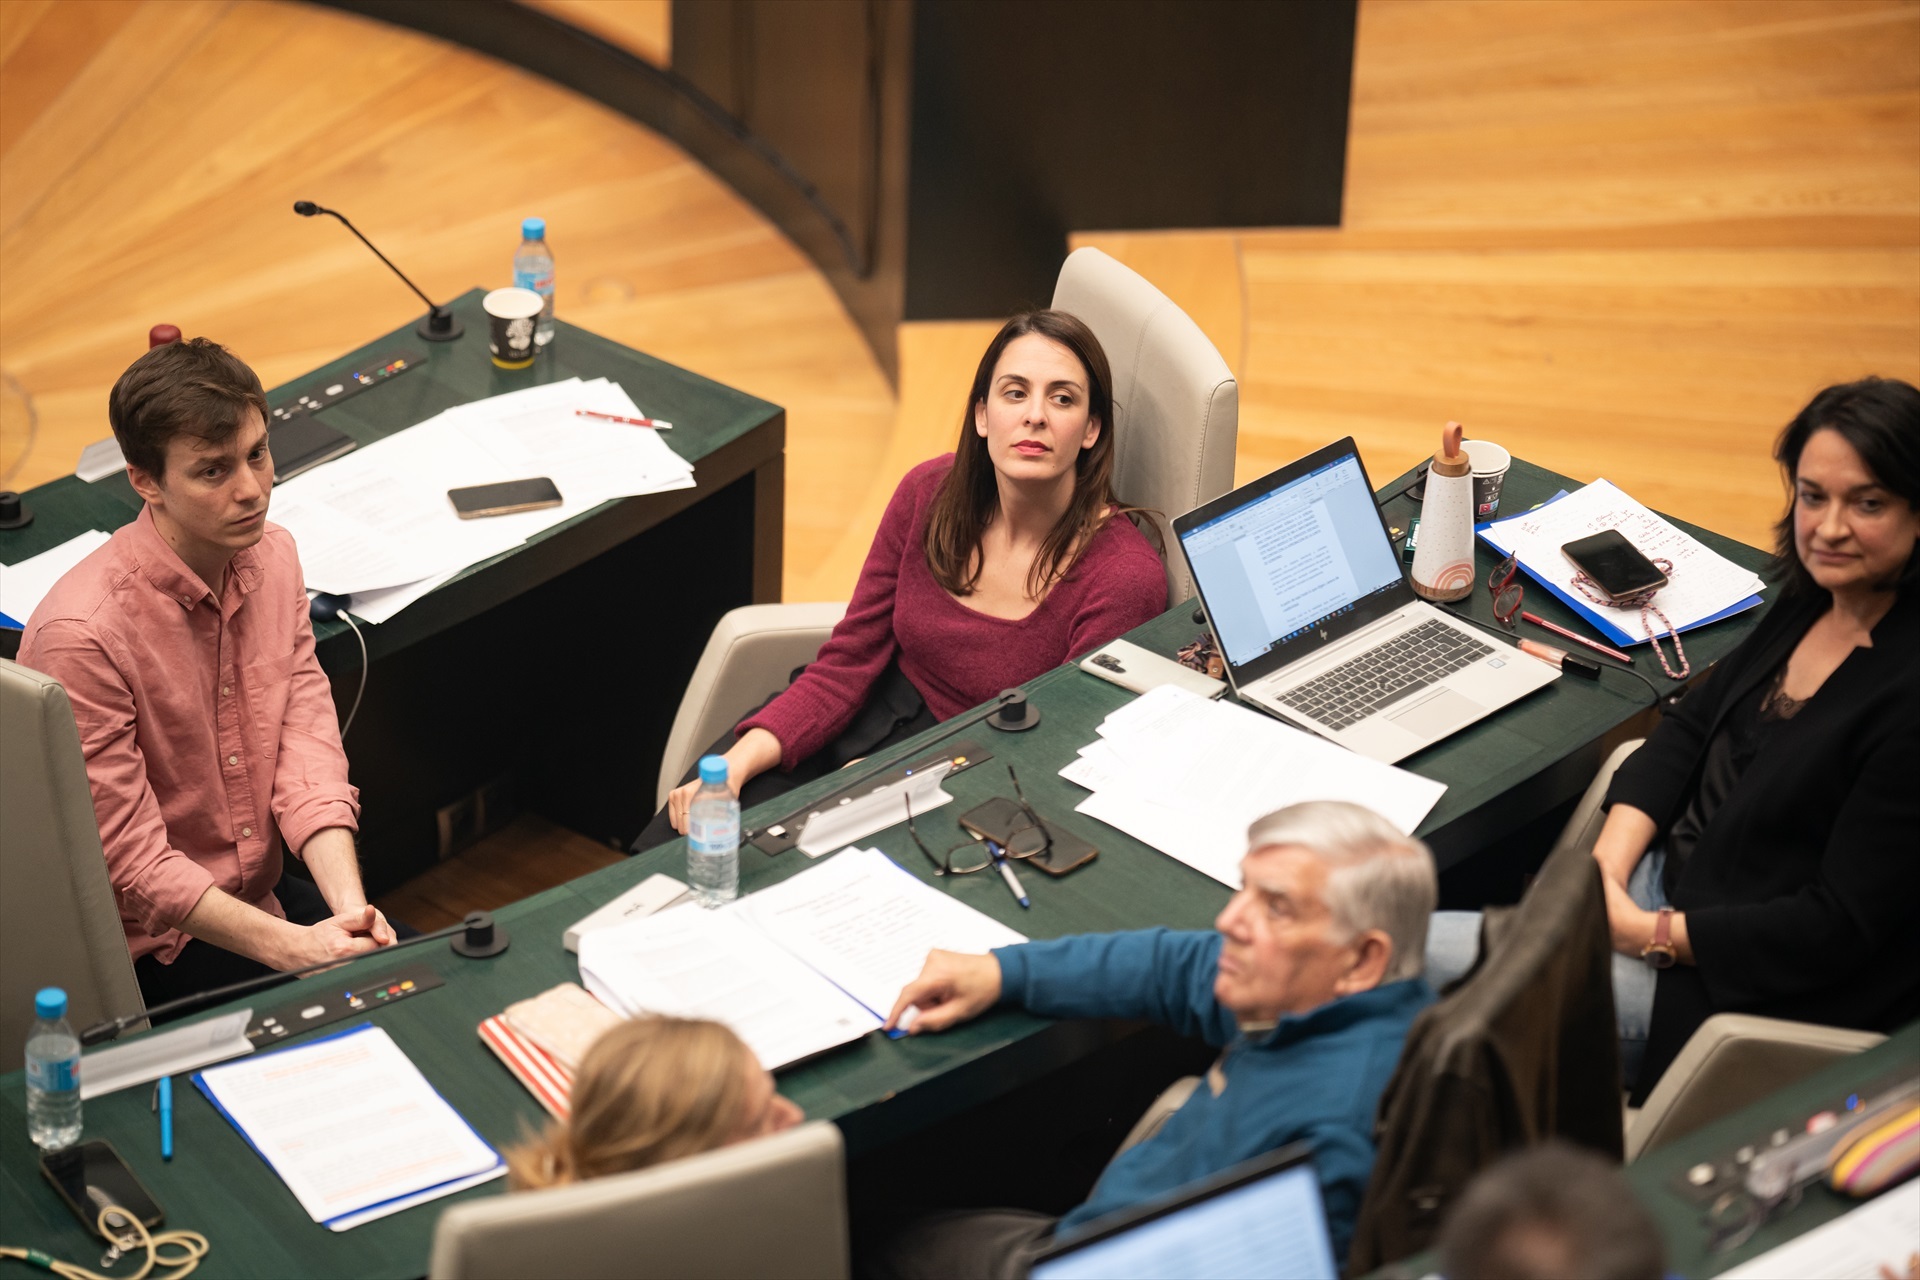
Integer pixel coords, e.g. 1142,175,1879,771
923,310,1121,600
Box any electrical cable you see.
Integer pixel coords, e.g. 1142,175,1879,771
337,611,368,739
2,1206,208,1280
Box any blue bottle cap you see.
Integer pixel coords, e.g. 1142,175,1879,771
698,755,729,785
521,217,546,240
34,988,66,1020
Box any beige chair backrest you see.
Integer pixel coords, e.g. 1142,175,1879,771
428,1119,849,1280
0,659,144,1060
656,602,848,809
1052,246,1239,605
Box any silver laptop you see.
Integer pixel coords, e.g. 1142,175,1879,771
1173,438,1556,763
1029,1142,1337,1280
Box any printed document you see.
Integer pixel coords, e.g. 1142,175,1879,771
1064,685,1446,888
578,848,1027,1069
738,846,1027,1019
192,1023,503,1230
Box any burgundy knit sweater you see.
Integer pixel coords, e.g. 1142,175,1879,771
741,455,1168,769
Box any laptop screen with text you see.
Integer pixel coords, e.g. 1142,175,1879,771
1179,450,1405,670
1029,1147,1337,1280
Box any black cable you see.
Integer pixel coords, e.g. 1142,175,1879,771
80,918,471,1045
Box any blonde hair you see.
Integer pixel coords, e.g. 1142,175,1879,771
506,1016,755,1190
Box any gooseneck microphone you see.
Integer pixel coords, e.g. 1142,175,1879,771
79,910,511,1046
293,201,463,343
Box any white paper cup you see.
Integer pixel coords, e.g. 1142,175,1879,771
483,288,544,369
1463,439,1512,520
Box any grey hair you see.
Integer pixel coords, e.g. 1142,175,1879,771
1243,801,1437,983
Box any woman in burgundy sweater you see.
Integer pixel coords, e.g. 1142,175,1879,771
638,310,1167,848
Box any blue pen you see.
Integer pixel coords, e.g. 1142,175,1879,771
157,1075,173,1161
987,840,1030,910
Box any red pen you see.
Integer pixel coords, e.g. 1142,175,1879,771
1520,611,1633,664
574,409,672,429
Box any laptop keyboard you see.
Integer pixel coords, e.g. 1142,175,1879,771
1279,619,1493,731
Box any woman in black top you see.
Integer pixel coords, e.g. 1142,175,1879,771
1597,377,1920,1097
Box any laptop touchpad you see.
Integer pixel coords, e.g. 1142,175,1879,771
1387,688,1483,738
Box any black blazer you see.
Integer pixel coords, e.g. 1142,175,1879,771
1606,587,1920,1097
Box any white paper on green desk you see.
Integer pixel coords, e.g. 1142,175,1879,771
192,1024,502,1230
1713,1178,1919,1278
0,529,110,626
1065,686,1446,888
1479,478,1764,639
738,846,1027,1020
577,903,878,1071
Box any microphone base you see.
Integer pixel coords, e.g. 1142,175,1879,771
417,314,464,343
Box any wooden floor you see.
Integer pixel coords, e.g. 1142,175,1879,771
373,812,624,932
0,0,892,603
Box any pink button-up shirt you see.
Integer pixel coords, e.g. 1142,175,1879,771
20,508,359,964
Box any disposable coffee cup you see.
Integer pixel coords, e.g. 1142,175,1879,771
1463,439,1512,521
483,288,544,369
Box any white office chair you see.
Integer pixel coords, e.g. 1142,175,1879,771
0,659,145,1061
427,1120,849,1280
655,249,1239,800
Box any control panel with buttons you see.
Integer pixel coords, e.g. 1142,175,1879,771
245,960,445,1044
266,348,426,424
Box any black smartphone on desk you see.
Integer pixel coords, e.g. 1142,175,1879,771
40,1140,164,1235
959,797,1098,876
1561,530,1668,601
447,477,563,519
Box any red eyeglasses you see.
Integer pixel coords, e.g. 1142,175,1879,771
1489,553,1523,629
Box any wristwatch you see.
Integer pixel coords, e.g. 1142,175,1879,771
1641,908,1677,969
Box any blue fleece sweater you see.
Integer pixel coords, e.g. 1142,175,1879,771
993,928,1431,1265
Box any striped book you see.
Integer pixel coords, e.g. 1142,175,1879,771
478,1015,573,1119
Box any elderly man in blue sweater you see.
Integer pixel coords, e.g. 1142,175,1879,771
876,800,1438,1278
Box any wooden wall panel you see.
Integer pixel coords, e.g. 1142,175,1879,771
1070,0,1920,555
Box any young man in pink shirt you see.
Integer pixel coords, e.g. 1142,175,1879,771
21,338,395,1011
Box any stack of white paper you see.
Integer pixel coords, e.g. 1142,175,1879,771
193,1024,503,1231
1479,479,1764,645
1062,685,1448,888
577,847,1026,1069
268,377,695,623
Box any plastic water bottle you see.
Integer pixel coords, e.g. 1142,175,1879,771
25,987,82,1151
512,216,556,348
687,755,740,909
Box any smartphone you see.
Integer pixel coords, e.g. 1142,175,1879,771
959,796,1098,876
1561,529,1668,601
1080,639,1225,699
39,1140,164,1236
447,477,563,519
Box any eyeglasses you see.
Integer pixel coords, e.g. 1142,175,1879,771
906,765,1051,876
1488,552,1523,630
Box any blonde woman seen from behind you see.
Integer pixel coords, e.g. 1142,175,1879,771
506,1016,803,1190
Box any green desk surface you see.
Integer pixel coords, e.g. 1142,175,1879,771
1631,1023,1920,1278
0,290,785,660
0,458,1772,1277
